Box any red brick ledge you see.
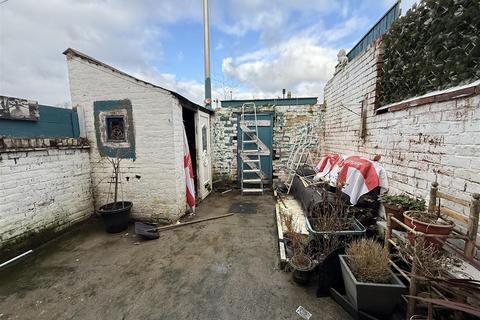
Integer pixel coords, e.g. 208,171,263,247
0,137,90,153
376,80,480,113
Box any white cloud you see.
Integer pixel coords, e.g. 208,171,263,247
134,70,204,105
0,0,201,106
222,36,337,100
318,16,370,43
209,0,352,45
0,0,403,106
219,12,373,101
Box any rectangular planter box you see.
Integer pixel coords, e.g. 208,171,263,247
339,255,406,317
306,217,366,236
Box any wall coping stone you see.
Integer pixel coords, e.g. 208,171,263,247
0,137,90,153
376,79,480,114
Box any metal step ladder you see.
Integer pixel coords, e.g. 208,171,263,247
239,103,264,195
283,132,316,194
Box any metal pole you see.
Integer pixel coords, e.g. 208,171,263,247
0,250,33,269
203,0,212,109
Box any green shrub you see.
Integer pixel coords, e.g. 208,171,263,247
379,0,480,105
379,193,426,211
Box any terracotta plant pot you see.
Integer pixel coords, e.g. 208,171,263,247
403,211,454,248
383,203,405,230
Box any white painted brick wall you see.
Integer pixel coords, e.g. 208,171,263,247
0,148,93,251
66,56,185,222
212,104,322,183
323,42,480,218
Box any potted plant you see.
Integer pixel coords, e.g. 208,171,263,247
403,210,455,247
306,185,367,237
314,232,345,297
306,186,362,296
288,232,316,285
397,239,460,319
379,194,426,230
339,238,406,317
97,156,133,233
281,211,295,258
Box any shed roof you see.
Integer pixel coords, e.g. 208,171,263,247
221,97,318,108
63,48,213,115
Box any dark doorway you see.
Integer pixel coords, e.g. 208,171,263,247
182,107,197,193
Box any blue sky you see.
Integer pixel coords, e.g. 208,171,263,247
0,0,416,106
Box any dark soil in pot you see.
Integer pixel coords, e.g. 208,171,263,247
290,255,315,285
98,201,132,233
383,203,405,230
403,211,454,248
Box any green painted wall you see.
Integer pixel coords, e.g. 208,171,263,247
93,99,136,160
0,105,80,138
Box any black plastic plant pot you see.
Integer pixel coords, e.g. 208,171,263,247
98,201,133,233
316,247,345,297
290,255,315,286
292,268,313,285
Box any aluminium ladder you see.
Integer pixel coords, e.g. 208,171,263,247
239,103,265,195
284,132,316,194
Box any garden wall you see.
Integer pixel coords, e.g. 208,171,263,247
213,103,322,183
0,137,93,260
322,40,480,218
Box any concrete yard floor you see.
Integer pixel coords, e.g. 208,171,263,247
0,190,351,320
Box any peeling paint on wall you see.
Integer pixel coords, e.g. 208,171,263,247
212,104,323,183
93,99,136,160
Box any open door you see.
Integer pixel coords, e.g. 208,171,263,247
195,111,212,200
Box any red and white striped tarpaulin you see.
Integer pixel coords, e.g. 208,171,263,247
328,155,388,205
183,127,195,213
315,153,340,178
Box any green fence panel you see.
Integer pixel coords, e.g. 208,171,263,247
0,105,80,138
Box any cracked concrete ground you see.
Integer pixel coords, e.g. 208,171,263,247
0,190,350,320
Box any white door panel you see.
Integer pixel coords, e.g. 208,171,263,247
195,111,212,200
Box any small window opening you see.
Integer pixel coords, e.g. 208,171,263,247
202,125,207,151
106,116,126,142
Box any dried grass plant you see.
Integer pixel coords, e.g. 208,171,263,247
306,183,353,262
281,211,294,238
346,238,391,283
397,239,457,279
397,239,475,318
313,211,352,232
309,182,349,219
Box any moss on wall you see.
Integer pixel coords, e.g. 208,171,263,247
379,0,480,105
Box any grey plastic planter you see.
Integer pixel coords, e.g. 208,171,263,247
306,217,366,236
339,255,406,316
